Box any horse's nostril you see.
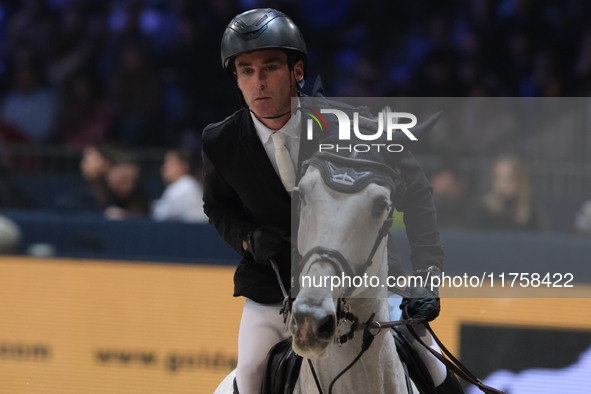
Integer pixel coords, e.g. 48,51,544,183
317,315,336,340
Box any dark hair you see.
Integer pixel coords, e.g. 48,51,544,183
169,148,201,174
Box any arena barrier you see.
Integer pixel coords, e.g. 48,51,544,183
1,256,591,393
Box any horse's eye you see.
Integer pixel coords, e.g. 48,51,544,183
371,198,389,219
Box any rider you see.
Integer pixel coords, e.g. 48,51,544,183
202,8,462,394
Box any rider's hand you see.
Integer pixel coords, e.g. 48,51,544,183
244,226,290,266
400,286,440,322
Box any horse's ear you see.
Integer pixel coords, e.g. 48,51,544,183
312,75,325,97
408,110,442,141
387,110,443,145
392,167,406,208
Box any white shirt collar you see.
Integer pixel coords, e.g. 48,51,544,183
250,101,301,144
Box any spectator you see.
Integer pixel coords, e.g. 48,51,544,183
573,199,591,235
430,163,469,228
0,49,58,143
104,153,149,220
46,0,104,90
107,41,162,145
53,143,116,211
2,0,57,62
55,70,111,148
152,148,207,223
470,155,548,232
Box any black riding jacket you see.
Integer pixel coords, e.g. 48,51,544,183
202,103,443,304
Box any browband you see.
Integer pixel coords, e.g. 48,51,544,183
303,152,398,195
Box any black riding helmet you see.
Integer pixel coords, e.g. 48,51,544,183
220,8,308,83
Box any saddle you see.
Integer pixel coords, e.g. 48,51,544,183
259,337,302,394
255,332,435,394
392,327,437,394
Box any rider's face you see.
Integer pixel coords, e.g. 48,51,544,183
234,49,303,130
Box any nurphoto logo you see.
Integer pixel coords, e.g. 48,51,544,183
302,107,418,153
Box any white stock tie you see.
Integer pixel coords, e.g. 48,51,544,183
271,132,296,193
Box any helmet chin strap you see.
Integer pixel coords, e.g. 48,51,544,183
260,110,292,120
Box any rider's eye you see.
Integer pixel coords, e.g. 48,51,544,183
371,198,388,219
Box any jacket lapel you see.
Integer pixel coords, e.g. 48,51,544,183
240,110,291,197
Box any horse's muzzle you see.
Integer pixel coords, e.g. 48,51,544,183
289,298,336,358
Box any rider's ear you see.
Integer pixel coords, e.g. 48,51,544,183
293,60,304,82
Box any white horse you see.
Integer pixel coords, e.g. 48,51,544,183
215,152,417,394
215,107,443,394
286,152,418,394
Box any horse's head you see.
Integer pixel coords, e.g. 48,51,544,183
287,152,402,359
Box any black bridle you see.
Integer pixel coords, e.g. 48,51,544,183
279,152,401,321
297,204,393,299
294,151,401,299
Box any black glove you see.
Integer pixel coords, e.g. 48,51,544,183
400,286,440,322
245,226,290,266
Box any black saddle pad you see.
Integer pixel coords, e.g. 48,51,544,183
260,338,302,394
257,330,435,394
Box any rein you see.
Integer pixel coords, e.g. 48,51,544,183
271,257,420,394
308,312,423,394
306,306,506,394
405,319,506,394
271,151,504,393
271,258,505,394
306,311,426,394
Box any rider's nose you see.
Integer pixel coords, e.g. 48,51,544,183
255,70,266,89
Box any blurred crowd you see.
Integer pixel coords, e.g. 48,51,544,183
1,0,591,148
429,155,549,232
1,0,591,243
0,0,240,148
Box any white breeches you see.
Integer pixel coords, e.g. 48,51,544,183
389,295,447,386
236,299,290,394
